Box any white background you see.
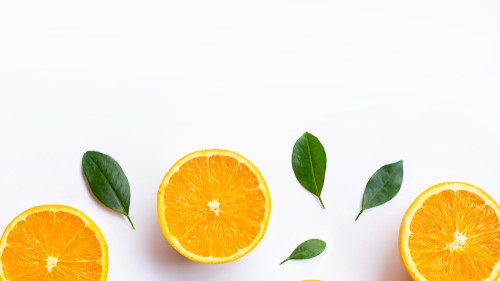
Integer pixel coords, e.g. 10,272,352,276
1,0,500,280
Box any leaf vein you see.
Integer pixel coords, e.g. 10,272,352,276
88,155,128,215
304,136,320,196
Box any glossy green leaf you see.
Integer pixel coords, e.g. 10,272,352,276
292,132,327,208
82,151,135,229
280,238,326,265
355,160,404,221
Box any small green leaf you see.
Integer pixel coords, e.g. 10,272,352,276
355,160,404,221
292,132,327,208
280,239,326,265
82,151,135,229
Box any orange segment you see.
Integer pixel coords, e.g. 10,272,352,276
400,182,500,281
157,149,271,263
0,205,108,281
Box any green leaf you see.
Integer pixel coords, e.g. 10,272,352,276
355,160,404,221
280,238,326,265
292,132,327,208
82,151,135,229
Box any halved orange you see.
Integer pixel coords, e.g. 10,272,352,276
400,182,500,281
0,205,108,281
157,149,271,263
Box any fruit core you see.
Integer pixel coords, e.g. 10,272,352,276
46,256,58,272
208,200,221,216
449,231,467,251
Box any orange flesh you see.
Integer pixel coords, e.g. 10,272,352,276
162,155,266,258
1,210,103,281
409,190,500,280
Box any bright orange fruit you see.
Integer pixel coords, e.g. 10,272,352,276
400,182,500,281
157,149,271,263
0,205,108,281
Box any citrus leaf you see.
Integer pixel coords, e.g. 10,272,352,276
292,132,327,208
355,160,403,221
280,239,326,265
82,151,135,229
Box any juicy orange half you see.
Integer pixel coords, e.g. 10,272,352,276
157,149,271,263
0,205,108,281
400,182,500,281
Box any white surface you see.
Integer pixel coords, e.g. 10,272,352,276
1,0,500,280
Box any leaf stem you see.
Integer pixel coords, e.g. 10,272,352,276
280,258,289,265
127,215,135,230
318,196,325,209
355,209,364,221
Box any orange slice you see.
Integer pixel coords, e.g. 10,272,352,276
157,149,271,263
0,205,108,281
400,182,500,281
